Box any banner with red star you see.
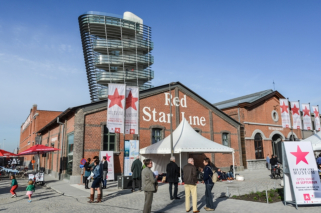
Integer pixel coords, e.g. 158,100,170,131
301,103,312,130
99,151,115,180
291,101,302,130
312,106,320,131
125,86,139,135
280,99,291,128
107,84,126,134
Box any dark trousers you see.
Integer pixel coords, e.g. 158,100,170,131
143,191,153,213
205,183,214,209
132,178,141,190
169,182,178,199
102,171,107,188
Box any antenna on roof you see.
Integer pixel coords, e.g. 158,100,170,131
273,80,276,91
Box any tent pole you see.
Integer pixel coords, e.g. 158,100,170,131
232,151,235,179
180,152,181,182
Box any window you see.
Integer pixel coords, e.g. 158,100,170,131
271,110,279,122
66,133,74,177
289,134,296,141
152,128,163,144
222,133,229,146
103,126,116,151
111,50,120,56
254,133,264,159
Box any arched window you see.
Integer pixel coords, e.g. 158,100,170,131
254,133,264,159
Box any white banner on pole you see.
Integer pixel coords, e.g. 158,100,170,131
99,151,114,180
302,104,312,130
284,141,321,205
124,140,140,176
107,84,126,133
291,101,302,130
125,86,139,134
312,106,321,131
280,99,291,128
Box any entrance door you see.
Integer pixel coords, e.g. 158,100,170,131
271,134,282,163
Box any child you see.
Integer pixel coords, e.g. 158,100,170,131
26,180,35,203
10,175,18,198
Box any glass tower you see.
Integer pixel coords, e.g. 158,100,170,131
78,11,154,102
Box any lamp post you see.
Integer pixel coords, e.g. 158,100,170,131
169,82,175,158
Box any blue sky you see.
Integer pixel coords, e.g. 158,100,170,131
1,0,321,152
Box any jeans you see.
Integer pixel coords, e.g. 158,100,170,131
205,183,214,209
102,171,107,188
226,172,233,178
169,182,178,199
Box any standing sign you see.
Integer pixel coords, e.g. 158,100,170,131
107,84,126,133
125,86,139,134
291,101,302,130
302,104,312,130
283,141,321,207
311,106,321,131
99,151,114,180
124,140,139,176
280,99,291,128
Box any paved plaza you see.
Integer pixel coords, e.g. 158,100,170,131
1,169,321,212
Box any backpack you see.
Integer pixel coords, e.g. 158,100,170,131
211,171,218,183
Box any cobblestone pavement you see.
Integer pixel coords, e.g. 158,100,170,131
0,169,320,213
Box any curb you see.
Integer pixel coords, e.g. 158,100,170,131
45,183,64,195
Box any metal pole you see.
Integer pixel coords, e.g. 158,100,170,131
299,100,304,139
287,98,295,140
232,151,235,178
169,83,174,157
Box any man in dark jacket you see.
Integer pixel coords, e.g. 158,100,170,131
166,156,180,200
131,155,143,192
183,158,199,213
203,158,215,211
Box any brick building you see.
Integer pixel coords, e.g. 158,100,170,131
37,82,243,183
19,105,62,167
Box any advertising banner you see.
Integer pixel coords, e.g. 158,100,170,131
124,140,140,176
99,151,114,180
280,99,291,128
125,86,139,135
107,84,126,133
302,104,312,130
29,173,44,182
291,101,302,130
311,106,320,131
284,141,321,205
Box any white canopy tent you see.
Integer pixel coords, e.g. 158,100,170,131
302,131,321,151
140,118,235,178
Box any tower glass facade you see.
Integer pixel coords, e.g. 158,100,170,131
78,11,154,102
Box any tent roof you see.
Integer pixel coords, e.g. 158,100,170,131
302,131,321,151
140,118,234,154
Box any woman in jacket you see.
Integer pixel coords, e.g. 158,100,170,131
84,158,91,189
88,159,102,203
142,159,158,213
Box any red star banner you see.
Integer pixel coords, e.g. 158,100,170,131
312,106,320,131
99,151,114,180
125,86,139,134
291,101,302,130
107,84,126,134
301,103,312,130
280,99,291,128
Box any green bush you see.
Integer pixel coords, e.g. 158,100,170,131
268,197,272,203
232,195,237,198
278,196,281,199
253,197,257,200
269,193,275,197
257,192,262,197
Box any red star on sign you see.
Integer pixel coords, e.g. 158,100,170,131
290,145,309,165
292,104,300,115
303,106,310,117
280,102,289,113
314,108,319,118
108,88,124,108
106,153,112,162
126,90,138,110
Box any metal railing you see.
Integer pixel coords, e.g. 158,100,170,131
93,38,154,50
94,54,154,65
98,84,154,100
96,69,154,82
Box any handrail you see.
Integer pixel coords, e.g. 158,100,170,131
96,70,154,81
93,39,154,50
94,54,154,64
98,84,154,99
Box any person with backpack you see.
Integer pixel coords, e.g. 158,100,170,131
202,158,215,211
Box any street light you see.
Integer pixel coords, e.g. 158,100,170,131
169,82,176,158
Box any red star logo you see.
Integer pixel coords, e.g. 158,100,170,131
115,128,120,133
108,88,124,109
303,106,310,117
126,90,138,110
106,153,112,162
292,104,300,115
290,146,309,165
314,108,319,118
280,102,289,113
130,129,135,134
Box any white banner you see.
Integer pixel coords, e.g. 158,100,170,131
124,140,140,176
280,99,291,128
284,141,321,204
302,104,312,130
99,151,114,180
107,84,126,133
312,106,321,131
291,101,302,130
125,86,139,134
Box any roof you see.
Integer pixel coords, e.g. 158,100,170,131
213,89,275,110
302,131,321,151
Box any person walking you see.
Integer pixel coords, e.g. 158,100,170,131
10,175,18,198
88,159,102,203
166,156,180,200
101,156,108,189
142,159,158,213
317,154,321,166
203,158,215,211
26,180,35,203
84,158,91,189
266,154,270,170
183,158,199,213
131,155,142,192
